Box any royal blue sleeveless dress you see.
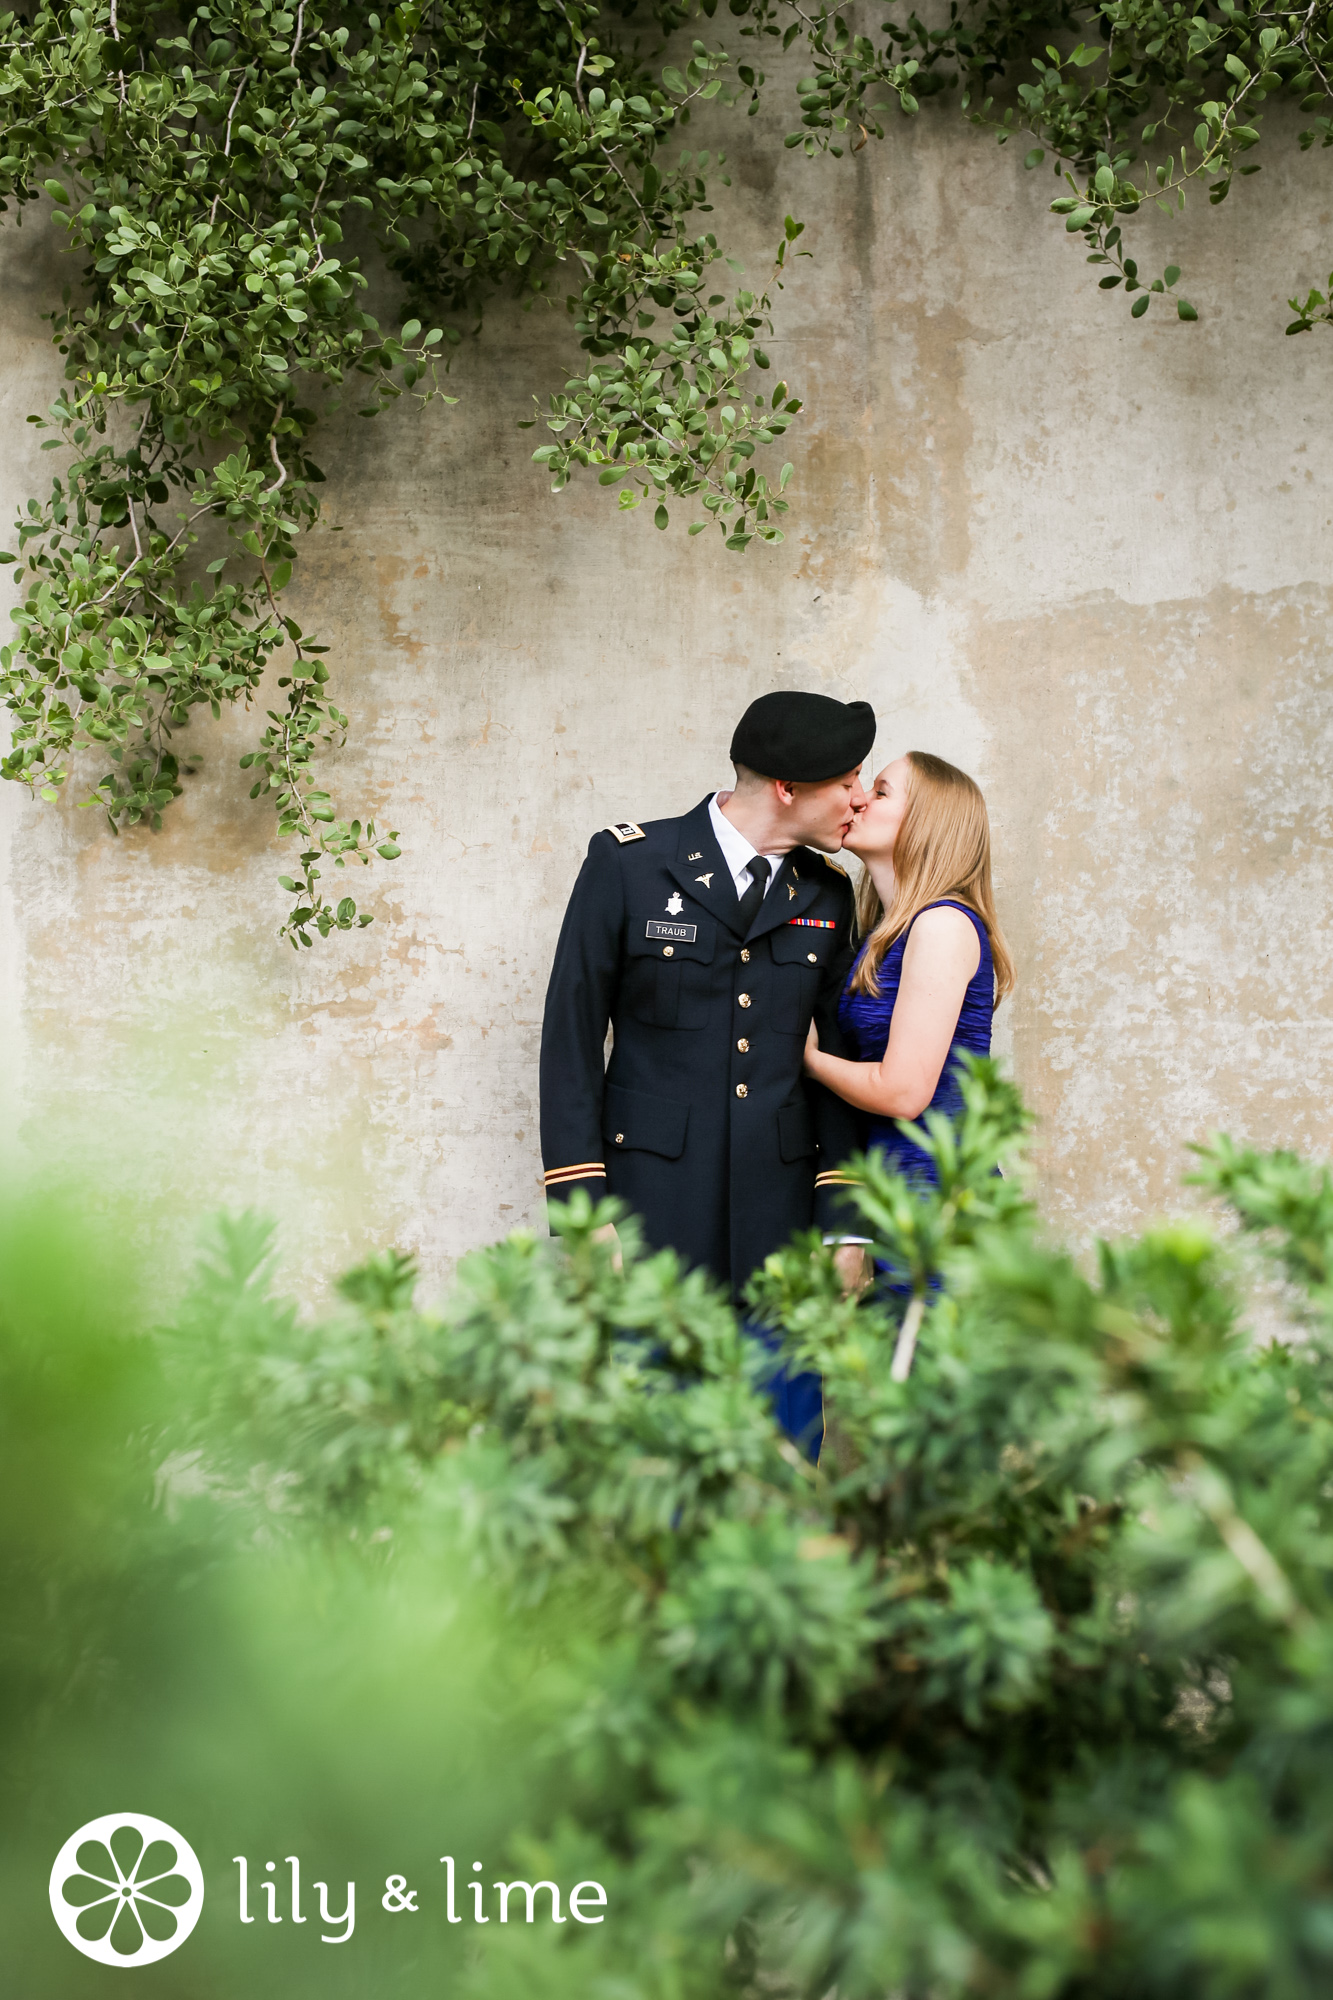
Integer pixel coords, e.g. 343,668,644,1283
837,899,994,1186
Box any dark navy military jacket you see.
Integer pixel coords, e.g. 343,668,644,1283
539,795,862,1300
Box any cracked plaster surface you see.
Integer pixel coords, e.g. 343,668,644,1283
1,80,1331,1294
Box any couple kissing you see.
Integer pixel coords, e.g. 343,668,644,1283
539,690,1013,1458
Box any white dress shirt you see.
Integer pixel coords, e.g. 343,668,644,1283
709,793,786,898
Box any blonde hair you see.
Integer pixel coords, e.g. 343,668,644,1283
850,751,1015,1004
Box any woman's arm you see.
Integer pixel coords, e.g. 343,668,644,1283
804,905,981,1120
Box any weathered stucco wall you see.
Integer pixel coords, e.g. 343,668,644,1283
2,82,1331,1292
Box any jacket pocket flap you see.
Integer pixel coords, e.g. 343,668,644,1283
777,1100,816,1162
770,923,837,966
603,1083,690,1160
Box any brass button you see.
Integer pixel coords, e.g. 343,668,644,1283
615,1133,624,1144
807,952,817,963
662,945,674,957
735,1083,748,1099
738,992,751,1009
740,948,751,963
737,1037,749,1053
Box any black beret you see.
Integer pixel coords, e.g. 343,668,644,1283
730,690,876,784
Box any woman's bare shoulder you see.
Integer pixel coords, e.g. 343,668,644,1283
910,902,980,938
903,904,982,972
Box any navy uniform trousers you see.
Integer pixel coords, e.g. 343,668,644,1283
539,796,863,1458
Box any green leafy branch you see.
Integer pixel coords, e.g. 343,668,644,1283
0,383,425,943
1287,266,1333,331
709,0,1332,325
529,222,807,548
976,0,1332,320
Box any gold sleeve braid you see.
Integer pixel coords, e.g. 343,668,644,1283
543,1162,606,1187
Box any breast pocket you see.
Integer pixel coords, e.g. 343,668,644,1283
768,923,836,1034
623,917,716,1030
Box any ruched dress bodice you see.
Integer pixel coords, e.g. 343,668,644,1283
836,899,994,1187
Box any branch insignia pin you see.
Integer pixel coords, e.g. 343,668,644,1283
787,882,797,901
665,891,684,916
694,872,713,888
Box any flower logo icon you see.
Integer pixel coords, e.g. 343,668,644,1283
49,1813,205,1966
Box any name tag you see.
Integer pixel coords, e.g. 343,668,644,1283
646,920,697,942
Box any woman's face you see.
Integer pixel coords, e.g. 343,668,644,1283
843,757,911,864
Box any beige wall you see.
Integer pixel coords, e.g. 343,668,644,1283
3,85,1332,1292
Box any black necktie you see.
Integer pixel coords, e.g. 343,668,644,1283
735,855,771,937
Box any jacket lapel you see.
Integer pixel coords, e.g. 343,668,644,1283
666,798,746,938
744,851,825,943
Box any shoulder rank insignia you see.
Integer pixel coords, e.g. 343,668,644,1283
604,821,645,844
821,854,846,874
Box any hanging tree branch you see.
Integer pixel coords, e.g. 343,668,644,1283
0,0,1326,947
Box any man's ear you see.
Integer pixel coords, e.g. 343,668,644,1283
774,778,798,806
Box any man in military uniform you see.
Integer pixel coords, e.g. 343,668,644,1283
539,691,875,1442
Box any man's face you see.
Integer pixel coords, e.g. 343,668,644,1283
784,765,868,852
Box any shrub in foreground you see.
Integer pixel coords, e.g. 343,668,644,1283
10,1067,1333,1995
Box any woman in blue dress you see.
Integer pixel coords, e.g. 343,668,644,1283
803,750,1014,1211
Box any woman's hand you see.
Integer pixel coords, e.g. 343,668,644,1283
591,1221,623,1274
803,1017,822,1076
833,1243,872,1297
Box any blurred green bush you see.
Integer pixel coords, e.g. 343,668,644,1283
7,1062,1333,1997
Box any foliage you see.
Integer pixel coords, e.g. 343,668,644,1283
772,0,1333,321
110,1059,1333,1995
1,0,1327,943
0,1192,603,1997
0,0,806,943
